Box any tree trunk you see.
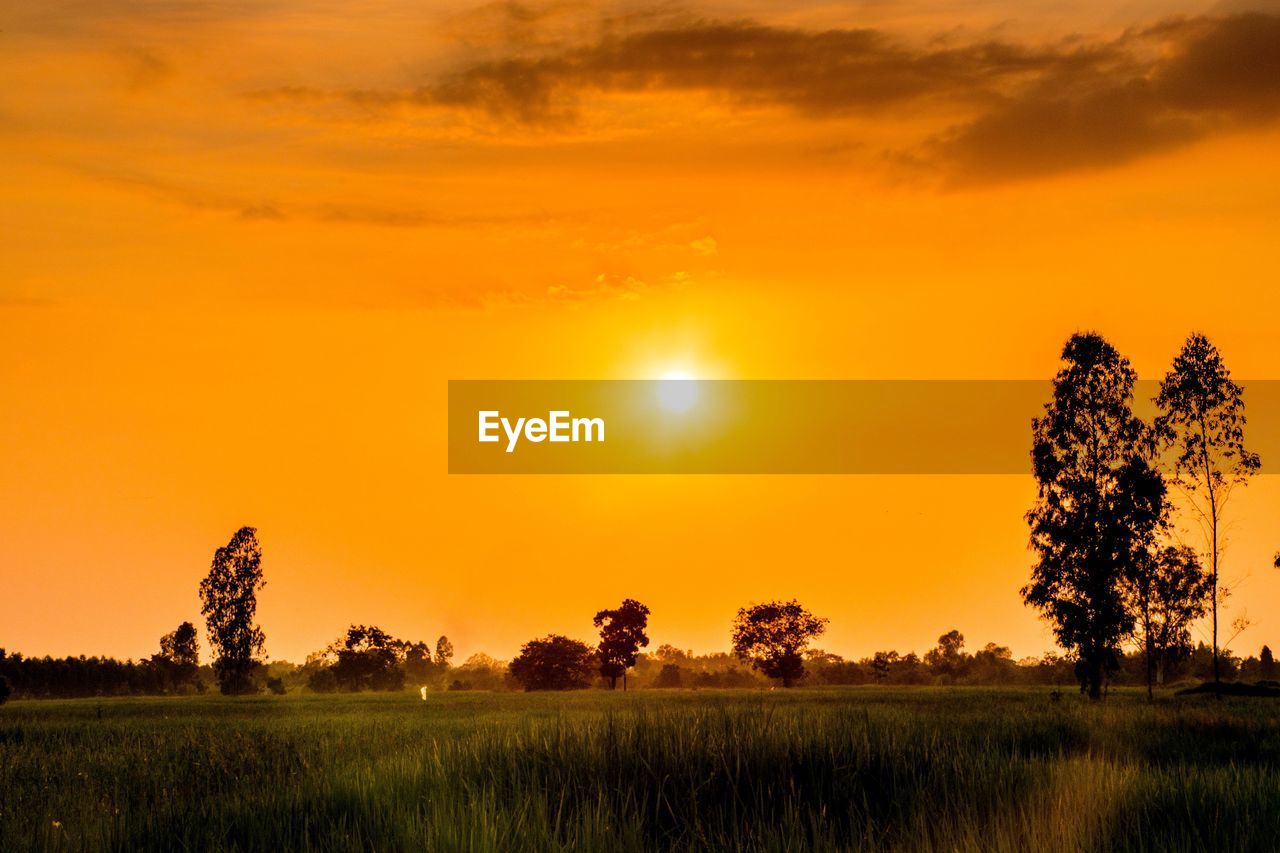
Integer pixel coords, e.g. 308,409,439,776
1086,656,1102,700
1152,635,1162,701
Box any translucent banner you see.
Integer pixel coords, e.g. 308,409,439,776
447,380,1280,474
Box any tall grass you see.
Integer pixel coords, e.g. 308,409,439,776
2,688,1278,851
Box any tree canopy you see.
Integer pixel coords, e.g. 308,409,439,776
199,527,267,695
731,599,827,687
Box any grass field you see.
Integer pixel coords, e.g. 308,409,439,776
2,687,1278,852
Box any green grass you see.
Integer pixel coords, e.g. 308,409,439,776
2,687,1279,852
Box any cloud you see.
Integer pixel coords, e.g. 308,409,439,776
937,14,1280,182
255,11,1280,183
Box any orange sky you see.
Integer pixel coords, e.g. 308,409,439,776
3,0,1280,665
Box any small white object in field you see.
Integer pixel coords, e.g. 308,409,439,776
420,686,428,701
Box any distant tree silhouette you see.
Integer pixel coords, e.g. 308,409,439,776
1025,333,1165,700
403,641,434,683
508,635,596,691
329,625,405,692
594,598,651,690
1156,333,1260,689
870,651,899,682
435,635,454,668
1125,545,1210,699
199,527,267,695
924,630,970,679
651,664,684,688
731,599,827,687
155,621,200,692
1261,645,1276,680
0,674,10,705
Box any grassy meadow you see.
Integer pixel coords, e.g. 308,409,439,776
2,687,1278,852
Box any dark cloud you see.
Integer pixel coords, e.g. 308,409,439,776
420,23,1120,124
254,12,1280,182
939,14,1280,181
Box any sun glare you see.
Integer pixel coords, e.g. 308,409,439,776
656,370,700,413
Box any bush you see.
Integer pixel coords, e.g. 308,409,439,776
266,677,287,695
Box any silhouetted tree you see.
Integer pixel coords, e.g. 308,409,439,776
1156,333,1260,688
594,598,651,690
155,621,200,692
508,635,596,691
1125,545,1211,699
403,641,434,683
199,527,267,695
1261,645,1276,680
0,674,10,705
435,635,454,668
651,664,684,688
731,599,827,687
329,625,405,692
1024,333,1165,700
924,630,970,679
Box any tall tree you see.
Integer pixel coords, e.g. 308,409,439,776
199,527,267,695
1125,545,1211,700
593,598,651,690
435,635,454,669
1024,333,1165,700
1155,333,1260,688
731,599,827,687
1261,645,1276,680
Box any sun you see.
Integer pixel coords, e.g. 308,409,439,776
656,370,700,413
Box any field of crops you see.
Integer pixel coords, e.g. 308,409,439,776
2,687,1278,852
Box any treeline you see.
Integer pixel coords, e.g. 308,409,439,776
4,630,1277,700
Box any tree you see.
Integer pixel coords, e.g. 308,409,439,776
329,625,405,692
403,641,434,683
1024,333,1165,700
156,621,200,692
1125,545,1211,699
1156,333,1261,688
924,630,970,679
594,598,651,690
651,664,684,689
0,674,10,705
199,527,267,695
435,635,454,669
730,599,828,687
508,635,596,691
1261,645,1276,681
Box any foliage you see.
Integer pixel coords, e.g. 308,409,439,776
0,674,9,705
731,599,828,687
327,625,406,692
198,527,267,695
594,598,651,689
1155,333,1260,685
153,621,201,693
435,636,454,668
1125,545,1211,698
1024,333,1165,699
508,635,596,691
